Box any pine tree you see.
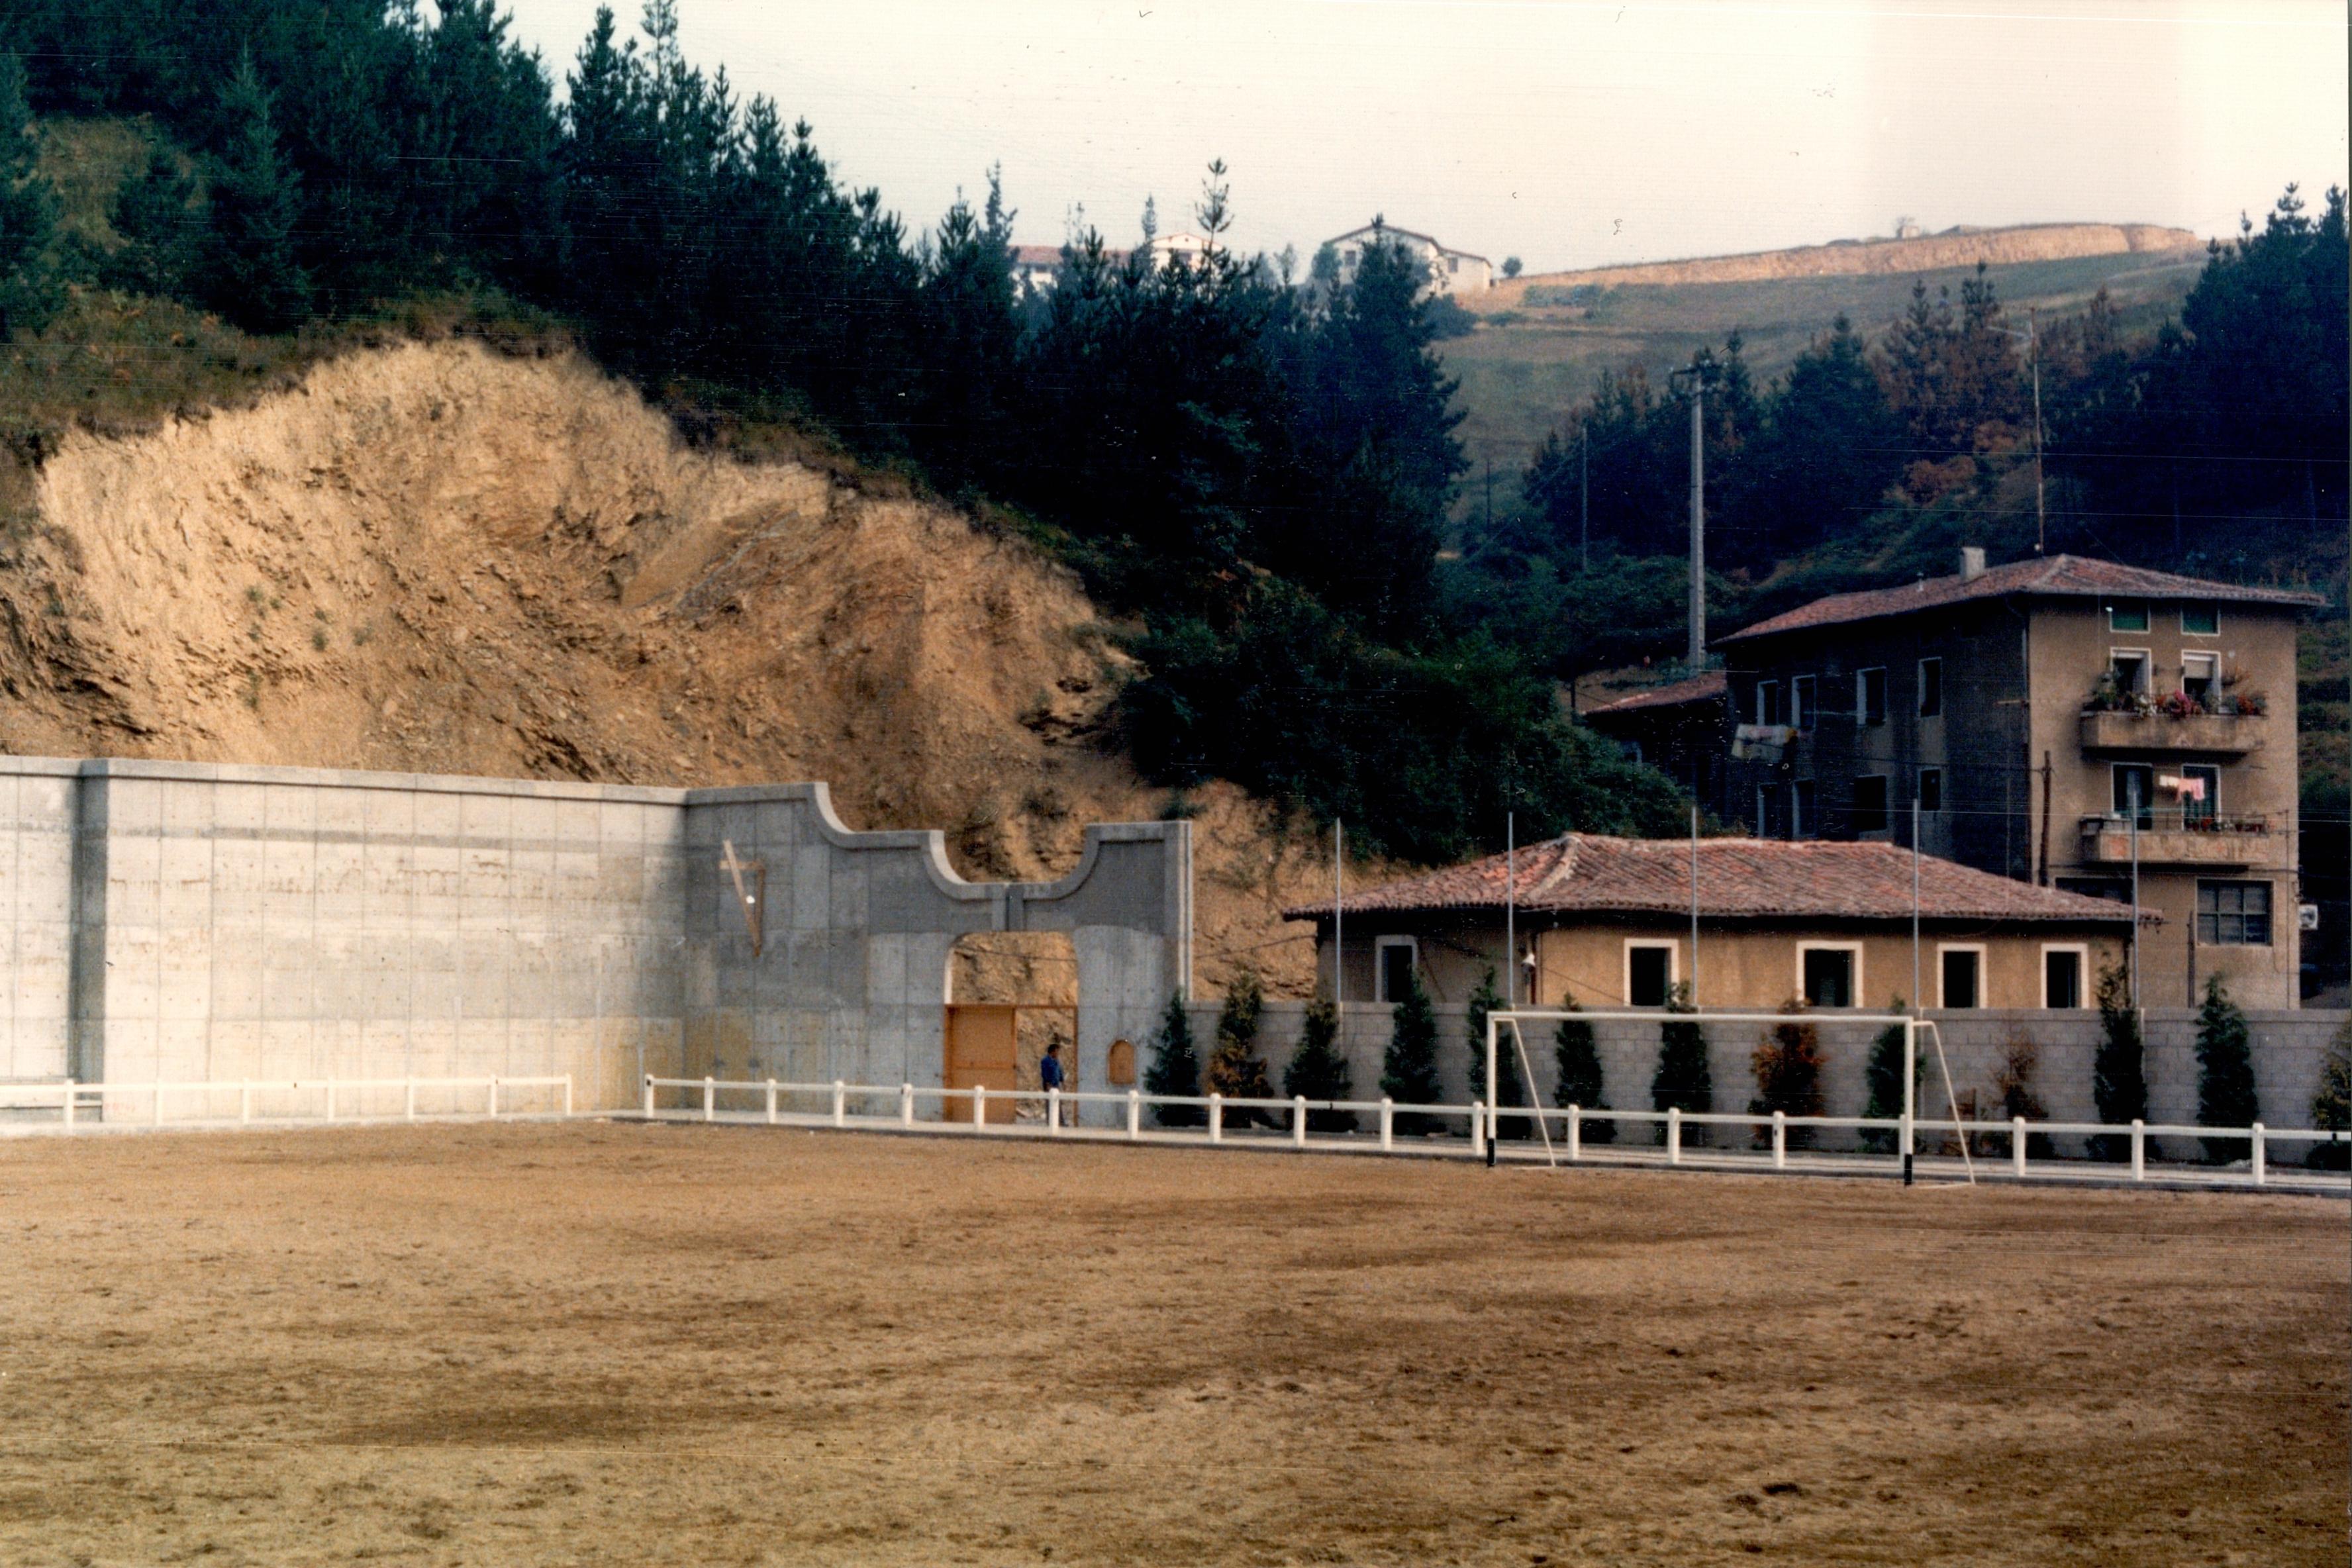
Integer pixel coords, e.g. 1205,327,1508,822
2090,963,2147,1161
105,145,197,296
1205,966,1273,1124
1463,966,1528,1139
1748,999,1825,1149
1381,967,1442,1134
2193,975,2257,1164
1650,982,1710,1146
1283,995,1355,1133
1142,989,1202,1128
0,49,59,339
1551,999,1612,1144
1859,1003,1910,1154
194,56,311,331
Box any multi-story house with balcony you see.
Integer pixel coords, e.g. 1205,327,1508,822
1715,550,2323,1009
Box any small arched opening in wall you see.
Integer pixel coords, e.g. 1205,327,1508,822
944,931,1078,1124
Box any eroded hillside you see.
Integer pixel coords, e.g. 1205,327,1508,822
0,338,1348,996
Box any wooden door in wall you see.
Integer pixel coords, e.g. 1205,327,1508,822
944,1005,1020,1124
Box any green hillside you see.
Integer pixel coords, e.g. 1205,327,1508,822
1440,247,2206,487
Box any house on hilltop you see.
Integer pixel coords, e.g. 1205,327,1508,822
1285,834,2137,1014
1715,548,2322,1008
1324,219,1493,298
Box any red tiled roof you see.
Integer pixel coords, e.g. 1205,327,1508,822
1719,554,2323,646
1583,670,1728,717
1283,835,2145,926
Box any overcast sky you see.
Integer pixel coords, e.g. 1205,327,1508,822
496,0,2348,274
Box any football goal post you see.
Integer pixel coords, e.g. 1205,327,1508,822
1483,1008,1973,1185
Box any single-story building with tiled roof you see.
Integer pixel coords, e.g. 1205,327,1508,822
1283,834,2145,1014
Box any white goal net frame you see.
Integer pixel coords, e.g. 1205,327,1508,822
1483,1008,1973,1185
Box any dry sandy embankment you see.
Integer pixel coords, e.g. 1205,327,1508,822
1479,221,2202,311
0,1124,2343,1565
0,338,1346,995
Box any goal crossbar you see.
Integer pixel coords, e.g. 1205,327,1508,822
1484,1008,1969,1185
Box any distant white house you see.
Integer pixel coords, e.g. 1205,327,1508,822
1009,230,1214,296
1325,219,1493,297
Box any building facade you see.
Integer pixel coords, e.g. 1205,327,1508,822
1288,834,2135,1016
1716,551,2321,1009
1324,220,1493,298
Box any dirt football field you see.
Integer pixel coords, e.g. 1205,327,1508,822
0,1122,2343,1567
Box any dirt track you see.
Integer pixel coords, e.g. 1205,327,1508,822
0,1123,2342,1566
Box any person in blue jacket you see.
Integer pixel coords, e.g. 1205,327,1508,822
1040,1041,1065,1126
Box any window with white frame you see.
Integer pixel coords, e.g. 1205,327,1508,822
1857,667,1888,726
2181,652,2219,707
1375,936,1419,1002
1937,944,1984,1008
1624,940,1677,1008
1917,657,1942,718
2108,648,2151,697
1798,944,1859,1008
1755,679,1784,726
1791,779,1815,840
2041,945,2087,1009
2180,601,2219,636
1791,675,1816,730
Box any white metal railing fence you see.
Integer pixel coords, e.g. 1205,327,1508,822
0,1074,573,1134
638,1075,2349,1191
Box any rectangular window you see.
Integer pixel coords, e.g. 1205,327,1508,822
1376,937,1418,1003
1791,675,1816,730
2180,652,2219,707
2180,601,2219,636
1917,657,1942,718
1918,767,1943,812
1938,947,1981,1009
1857,667,1887,726
2108,600,2149,632
1754,784,1773,836
1755,679,1783,726
1852,775,1889,835
2180,763,2219,826
1792,780,1816,840
1800,946,1856,1008
1626,942,1676,1008
2112,764,2155,826
2042,947,2085,1009
2197,881,2272,946
2109,649,2150,696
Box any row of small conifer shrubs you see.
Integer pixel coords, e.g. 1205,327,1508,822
1138,967,2347,1166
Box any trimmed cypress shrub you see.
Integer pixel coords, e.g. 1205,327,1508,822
1859,1003,1909,1155
1283,995,1355,1132
2090,963,2147,1161
1650,983,1710,1146
1143,989,1202,1126
2310,1014,2351,1170
2193,975,2257,1163
1381,968,1443,1134
1552,999,1613,1144
1205,967,1273,1126
1463,966,1530,1138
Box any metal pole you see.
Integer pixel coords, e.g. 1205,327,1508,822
1689,805,1700,1007
1687,383,1706,670
1506,813,1516,1009
2030,307,2046,555
2128,774,2142,1009
1334,819,1344,1014
1579,429,1589,573
1912,795,1922,1011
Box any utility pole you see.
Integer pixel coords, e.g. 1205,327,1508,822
2029,307,2045,555
1579,428,1589,574
1669,364,1710,671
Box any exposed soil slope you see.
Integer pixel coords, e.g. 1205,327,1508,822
0,338,1337,993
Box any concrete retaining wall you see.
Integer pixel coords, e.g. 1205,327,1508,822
1187,999,2347,1152
5,758,1187,1118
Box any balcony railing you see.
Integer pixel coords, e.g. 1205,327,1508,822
2077,810,2290,869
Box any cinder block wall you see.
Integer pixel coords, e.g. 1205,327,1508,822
1189,999,2347,1153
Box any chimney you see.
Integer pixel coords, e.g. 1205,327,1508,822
1959,546,1986,581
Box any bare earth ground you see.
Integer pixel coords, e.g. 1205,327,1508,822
0,1124,2343,1567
